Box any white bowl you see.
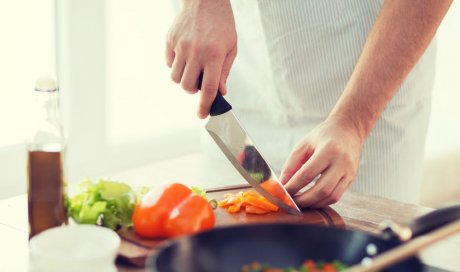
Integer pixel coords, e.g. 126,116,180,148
29,225,120,272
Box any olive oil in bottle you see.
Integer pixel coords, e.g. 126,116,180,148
27,77,67,239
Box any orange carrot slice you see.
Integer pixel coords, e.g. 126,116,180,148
245,205,271,214
227,204,242,213
219,190,280,215
244,195,279,212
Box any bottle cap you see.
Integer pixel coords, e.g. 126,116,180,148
35,76,58,92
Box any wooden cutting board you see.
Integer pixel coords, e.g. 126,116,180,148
116,185,345,267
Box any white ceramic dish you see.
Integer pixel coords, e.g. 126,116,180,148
29,225,120,272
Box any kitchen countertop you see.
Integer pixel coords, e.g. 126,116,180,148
1,153,460,271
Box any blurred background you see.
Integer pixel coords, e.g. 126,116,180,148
0,0,459,207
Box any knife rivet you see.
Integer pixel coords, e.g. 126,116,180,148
366,243,378,256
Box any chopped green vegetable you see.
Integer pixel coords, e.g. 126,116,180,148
248,172,264,183
191,186,218,210
134,186,151,204
191,186,207,199
66,178,136,230
208,199,218,209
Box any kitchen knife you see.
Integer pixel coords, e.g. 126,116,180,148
205,92,302,215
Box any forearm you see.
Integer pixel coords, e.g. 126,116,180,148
328,0,452,142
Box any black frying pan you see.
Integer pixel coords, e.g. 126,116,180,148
147,204,460,272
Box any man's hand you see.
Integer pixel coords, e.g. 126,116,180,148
166,0,237,119
280,117,364,208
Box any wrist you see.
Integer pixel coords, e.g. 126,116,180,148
326,112,369,145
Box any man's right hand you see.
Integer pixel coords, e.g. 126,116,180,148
166,0,237,119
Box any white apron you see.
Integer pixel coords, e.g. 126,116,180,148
202,0,436,204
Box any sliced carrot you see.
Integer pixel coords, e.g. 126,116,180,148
227,204,242,213
218,190,280,215
218,195,242,207
244,195,279,212
218,199,229,207
261,179,296,208
227,196,242,205
245,205,271,214
242,190,259,197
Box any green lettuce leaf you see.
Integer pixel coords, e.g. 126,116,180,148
66,178,135,230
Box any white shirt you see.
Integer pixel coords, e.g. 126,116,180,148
203,0,436,204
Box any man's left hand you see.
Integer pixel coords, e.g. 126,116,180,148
280,117,364,208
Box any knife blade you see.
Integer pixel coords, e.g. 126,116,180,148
205,93,302,215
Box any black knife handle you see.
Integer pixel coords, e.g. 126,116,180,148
198,73,232,116
210,92,232,116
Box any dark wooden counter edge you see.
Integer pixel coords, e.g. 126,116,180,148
206,184,252,193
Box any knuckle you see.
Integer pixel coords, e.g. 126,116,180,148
281,168,293,178
205,44,222,60
328,193,341,204
341,154,353,165
221,65,231,77
325,141,340,155
293,141,306,152
202,83,218,93
303,174,316,183
348,168,357,179
178,39,191,52
295,198,309,208
317,186,332,198
347,170,357,181
181,81,198,93
189,42,202,55
300,165,317,182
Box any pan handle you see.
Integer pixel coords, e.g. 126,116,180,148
382,203,460,241
408,203,460,238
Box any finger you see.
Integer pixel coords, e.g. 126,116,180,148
171,56,186,84
279,142,313,185
165,42,175,68
198,60,224,119
284,150,329,195
181,59,201,94
218,46,237,96
310,177,350,208
292,166,344,208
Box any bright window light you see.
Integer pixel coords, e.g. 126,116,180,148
0,0,55,147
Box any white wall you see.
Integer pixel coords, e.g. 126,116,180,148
424,1,460,160
421,1,460,207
